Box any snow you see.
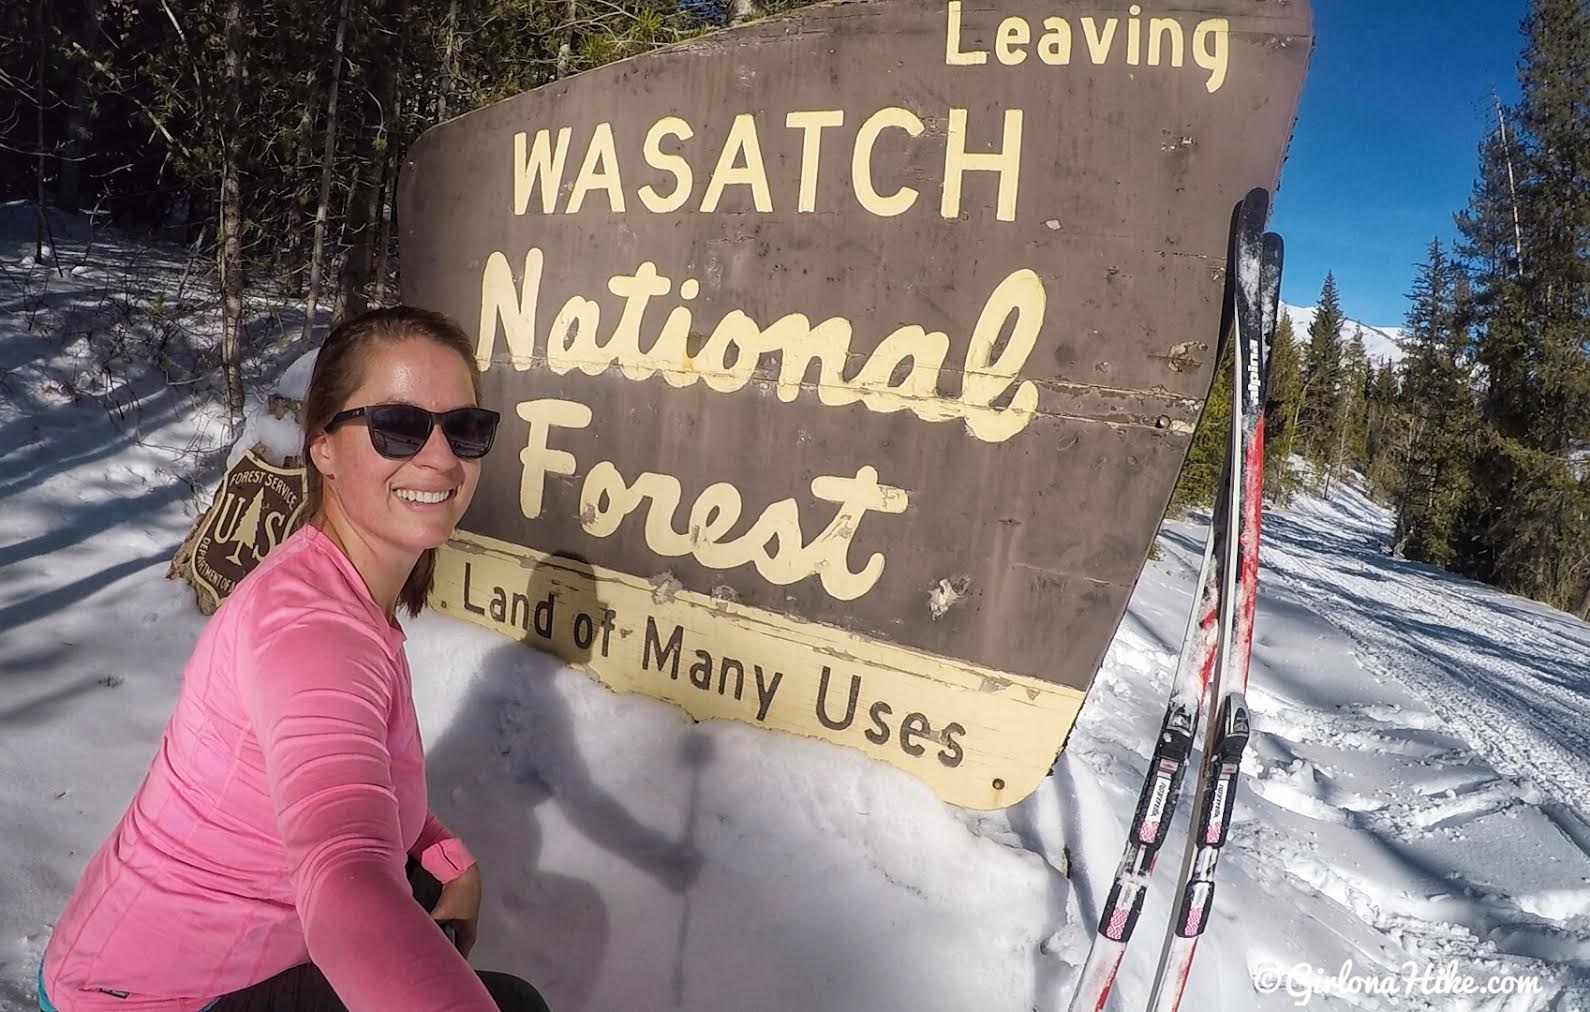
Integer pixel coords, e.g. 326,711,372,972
1284,302,1407,364
4,207,1589,1011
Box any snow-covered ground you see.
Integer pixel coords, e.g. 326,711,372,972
3,208,1589,1012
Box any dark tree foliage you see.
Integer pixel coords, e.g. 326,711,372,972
1447,0,1590,613
1392,240,1478,566
0,0,805,421
1168,336,1233,515
1262,313,1303,503
1297,272,1346,473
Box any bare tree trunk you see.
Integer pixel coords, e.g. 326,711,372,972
35,0,47,258
301,0,353,343
334,0,405,322
371,10,409,307
333,152,380,322
555,0,575,79
218,0,246,431
56,0,104,214
436,0,458,120
284,67,319,294
370,145,395,305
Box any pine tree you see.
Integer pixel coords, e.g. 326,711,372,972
1323,328,1368,496
1168,338,1233,514
1297,272,1346,477
1451,0,1590,610
1362,360,1405,502
1395,240,1477,565
1263,313,1303,503
226,489,266,565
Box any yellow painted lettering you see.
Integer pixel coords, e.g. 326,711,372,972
688,482,745,562
516,399,591,519
1149,17,1184,67
775,315,856,404
513,128,571,215
1038,17,1072,65
806,467,910,601
607,262,672,381
1194,18,1229,93
995,16,1029,66
784,109,845,213
853,107,923,218
477,248,542,372
944,1,988,65
577,462,904,601
959,268,1043,442
580,461,643,538
566,122,625,214
638,116,694,213
1081,17,1119,64
941,108,1023,223
546,295,602,375
700,113,773,213
852,325,953,418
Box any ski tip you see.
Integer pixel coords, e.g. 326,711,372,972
1262,231,1284,264
1240,187,1271,223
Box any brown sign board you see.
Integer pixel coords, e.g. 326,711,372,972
176,449,308,614
400,0,1311,808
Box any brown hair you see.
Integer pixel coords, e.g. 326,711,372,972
296,305,481,617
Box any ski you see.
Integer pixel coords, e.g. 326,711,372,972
1065,188,1274,1012
1145,219,1284,1012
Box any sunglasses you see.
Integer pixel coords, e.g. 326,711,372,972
325,403,501,460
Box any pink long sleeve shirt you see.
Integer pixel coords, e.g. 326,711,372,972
43,524,496,1011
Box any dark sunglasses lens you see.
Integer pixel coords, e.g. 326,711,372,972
439,407,499,459
366,404,432,459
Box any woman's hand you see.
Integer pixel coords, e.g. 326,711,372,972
430,863,482,958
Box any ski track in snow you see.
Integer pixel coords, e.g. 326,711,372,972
1237,487,1590,1008
1262,494,1590,846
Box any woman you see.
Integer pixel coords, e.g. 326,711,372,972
41,307,548,1011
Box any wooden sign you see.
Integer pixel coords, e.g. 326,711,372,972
177,449,307,614
400,0,1312,807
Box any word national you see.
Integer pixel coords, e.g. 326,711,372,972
477,249,1046,444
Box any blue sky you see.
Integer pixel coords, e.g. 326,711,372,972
1269,1,1527,325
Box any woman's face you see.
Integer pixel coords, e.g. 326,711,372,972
311,336,483,558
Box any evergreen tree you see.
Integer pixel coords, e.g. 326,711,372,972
1168,339,1232,514
1323,328,1368,496
1263,313,1303,503
1363,359,1405,503
1394,239,1477,565
1450,0,1590,611
225,490,266,565
1297,272,1346,475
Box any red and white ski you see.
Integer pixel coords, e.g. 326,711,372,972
1067,188,1282,1012
1145,214,1283,1012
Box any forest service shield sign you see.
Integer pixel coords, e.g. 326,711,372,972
186,450,307,611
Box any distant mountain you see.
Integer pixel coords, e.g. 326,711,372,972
1282,302,1406,364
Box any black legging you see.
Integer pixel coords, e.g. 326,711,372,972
205,862,550,1012
204,963,549,1012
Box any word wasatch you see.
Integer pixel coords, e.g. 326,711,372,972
513,104,1023,221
